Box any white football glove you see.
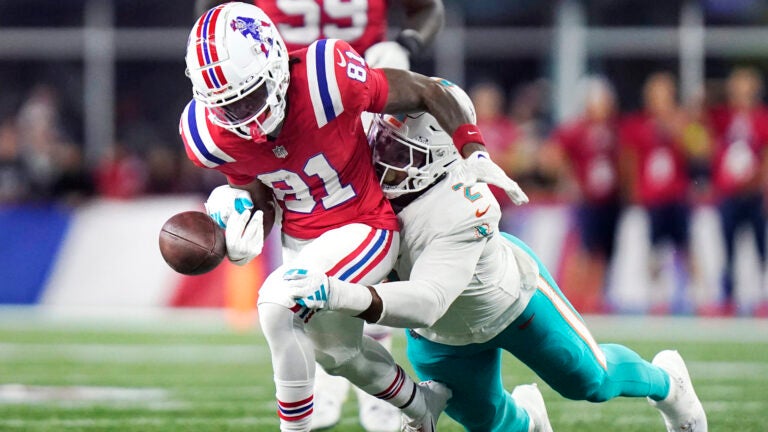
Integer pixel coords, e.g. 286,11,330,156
282,269,374,315
225,208,264,266
283,269,333,311
464,151,529,205
364,41,410,70
204,185,254,229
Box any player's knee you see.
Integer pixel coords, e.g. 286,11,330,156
257,272,295,309
549,361,608,402
315,348,361,376
257,302,293,341
555,373,608,402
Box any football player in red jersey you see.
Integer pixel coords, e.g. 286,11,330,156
180,4,525,432
192,1,443,430
195,0,443,70
706,67,768,316
619,72,694,314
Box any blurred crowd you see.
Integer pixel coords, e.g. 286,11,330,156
0,82,226,205
2,66,767,316
471,66,768,317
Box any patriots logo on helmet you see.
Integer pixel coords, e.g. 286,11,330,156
231,16,273,55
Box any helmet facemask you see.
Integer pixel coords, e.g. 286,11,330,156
205,63,289,137
369,113,458,199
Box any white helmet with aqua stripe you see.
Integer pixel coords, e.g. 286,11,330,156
185,2,289,138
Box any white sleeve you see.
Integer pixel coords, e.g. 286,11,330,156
373,233,486,328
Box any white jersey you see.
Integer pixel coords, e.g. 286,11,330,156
373,165,539,346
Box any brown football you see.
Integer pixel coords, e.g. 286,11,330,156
158,211,226,275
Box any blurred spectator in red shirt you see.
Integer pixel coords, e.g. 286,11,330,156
471,81,519,161
680,89,714,197
470,81,519,204
508,79,551,195
94,142,147,199
541,76,621,312
619,72,694,313
706,67,768,316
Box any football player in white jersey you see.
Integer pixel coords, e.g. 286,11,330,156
282,82,708,432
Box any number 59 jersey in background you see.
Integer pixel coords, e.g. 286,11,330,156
256,0,387,54
180,39,398,240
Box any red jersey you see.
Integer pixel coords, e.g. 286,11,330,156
708,106,768,196
180,39,398,239
256,0,387,54
619,113,689,206
552,118,620,203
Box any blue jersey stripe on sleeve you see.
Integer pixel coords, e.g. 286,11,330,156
315,39,337,123
187,100,228,166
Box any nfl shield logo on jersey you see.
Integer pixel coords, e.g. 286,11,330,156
272,145,288,158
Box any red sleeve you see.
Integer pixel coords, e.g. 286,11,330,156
179,99,254,184
181,136,206,169
329,39,389,115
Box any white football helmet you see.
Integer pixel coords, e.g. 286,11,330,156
368,79,475,199
185,3,289,138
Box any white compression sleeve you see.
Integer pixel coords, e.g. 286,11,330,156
374,236,484,328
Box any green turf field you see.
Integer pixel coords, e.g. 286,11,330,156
1,311,766,431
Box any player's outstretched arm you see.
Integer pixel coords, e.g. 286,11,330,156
283,235,480,327
381,69,529,204
381,69,477,155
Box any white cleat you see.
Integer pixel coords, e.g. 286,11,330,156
648,350,708,432
511,384,553,432
401,381,452,432
311,370,349,430
310,391,344,430
357,387,400,432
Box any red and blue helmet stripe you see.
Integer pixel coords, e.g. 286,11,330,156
195,5,228,90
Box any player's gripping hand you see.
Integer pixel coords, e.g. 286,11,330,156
464,151,529,205
283,269,333,311
364,41,410,70
283,269,374,316
225,208,263,266
204,185,254,229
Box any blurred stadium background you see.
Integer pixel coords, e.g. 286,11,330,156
1,0,768,430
